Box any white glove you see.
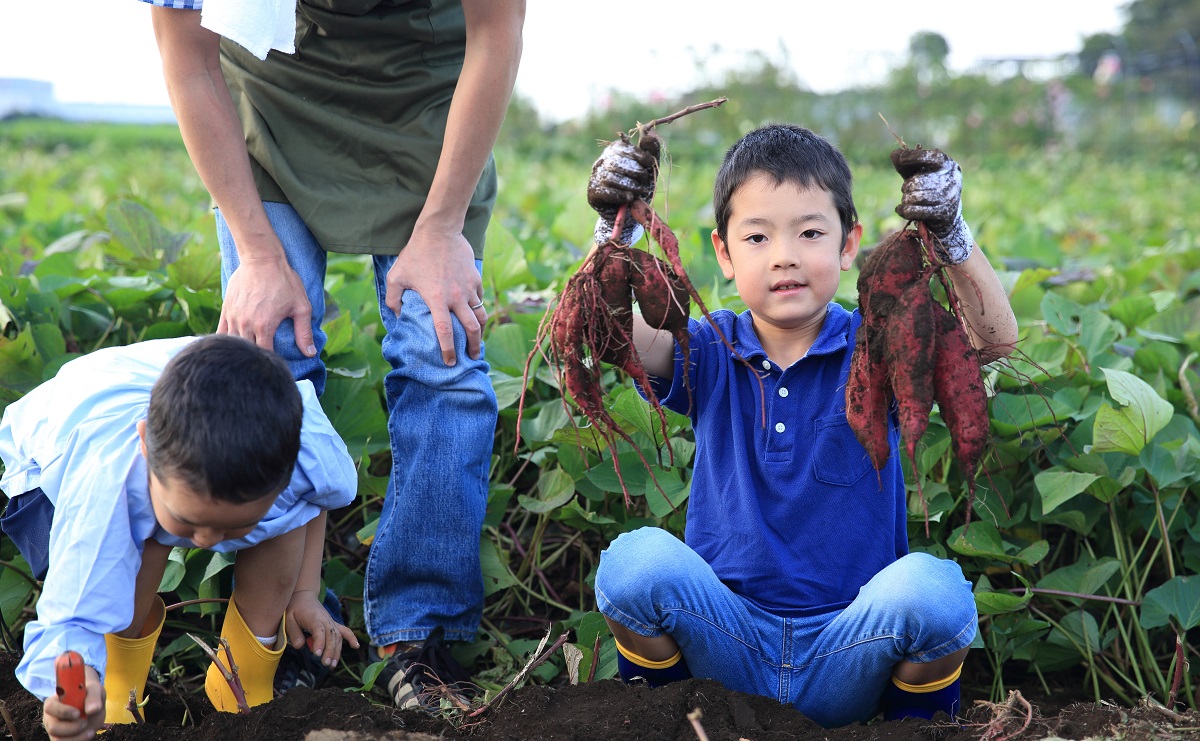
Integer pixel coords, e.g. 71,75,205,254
588,134,659,245
892,148,974,264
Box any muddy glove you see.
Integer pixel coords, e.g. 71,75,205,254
892,147,974,264
588,133,660,245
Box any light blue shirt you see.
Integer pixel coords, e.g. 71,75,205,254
0,337,358,700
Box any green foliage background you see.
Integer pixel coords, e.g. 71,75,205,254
2,23,1200,709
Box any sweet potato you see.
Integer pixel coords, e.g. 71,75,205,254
883,280,938,465
845,326,892,470
628,248,689,334
932,304,988,522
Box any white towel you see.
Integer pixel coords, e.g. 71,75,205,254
200,0,298,60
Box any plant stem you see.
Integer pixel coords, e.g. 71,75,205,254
1005,587,1138,606
468,630,572,717
0,699,21,741
1169,630,1185,709
640,98,727,132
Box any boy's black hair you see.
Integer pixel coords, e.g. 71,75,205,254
713,123,858,247
144,335,303,504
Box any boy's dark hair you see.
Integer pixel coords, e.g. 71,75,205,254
144,335,303,504
713,123,858,247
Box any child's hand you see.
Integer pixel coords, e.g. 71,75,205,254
285,590,360,668
43,664,104,741
892,147,974,264
588,135,658,245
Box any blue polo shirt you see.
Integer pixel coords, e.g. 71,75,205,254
654,303,906,617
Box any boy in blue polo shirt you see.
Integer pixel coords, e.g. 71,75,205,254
0,335,360,741
588,124,1017,727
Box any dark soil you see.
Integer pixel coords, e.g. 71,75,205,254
3,650,1196,741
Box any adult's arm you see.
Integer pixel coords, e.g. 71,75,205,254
383,0,526,366
150,7,316,356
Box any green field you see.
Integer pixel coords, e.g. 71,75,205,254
2,95,1200,708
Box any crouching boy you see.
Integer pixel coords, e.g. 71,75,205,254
588,124,1018,727
0,335,360,740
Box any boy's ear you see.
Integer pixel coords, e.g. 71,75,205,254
711,229,736,280
840,223,864,271
136,419,149,460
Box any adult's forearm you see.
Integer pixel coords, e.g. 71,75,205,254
414,0,525,234
150,7,282,262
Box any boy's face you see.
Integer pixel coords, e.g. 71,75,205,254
712,172,861,334
137,420,275,549
148,472,275,549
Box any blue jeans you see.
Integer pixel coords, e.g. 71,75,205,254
217,203,496,645
595,527,977,728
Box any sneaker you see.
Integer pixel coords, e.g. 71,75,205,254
273,643,331,697
377,626,473,710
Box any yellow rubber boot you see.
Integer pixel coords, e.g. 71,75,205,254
103,596,165,723
204,595,286,712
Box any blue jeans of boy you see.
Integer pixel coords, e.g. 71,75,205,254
218,203,495,645
595,527,977,728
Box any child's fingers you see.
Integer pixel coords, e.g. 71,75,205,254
308,624,328,659
83,675,104,722
43,697,91,741
286,614,305,649
338,623,360,649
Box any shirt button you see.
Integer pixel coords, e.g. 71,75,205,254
778,387,789,398
761,360,772,370
775,422,786,433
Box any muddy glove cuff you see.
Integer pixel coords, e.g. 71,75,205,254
893,148,974,264
593,216,645,246
589,135,658,245
931,209,974,265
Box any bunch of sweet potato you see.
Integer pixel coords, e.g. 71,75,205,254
846,149,989,522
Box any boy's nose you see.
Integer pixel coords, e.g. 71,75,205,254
772,249,799,269
192,529,223,548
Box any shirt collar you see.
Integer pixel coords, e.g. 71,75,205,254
730,302,853,361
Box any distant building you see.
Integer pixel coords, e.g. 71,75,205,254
0,78,55,118
0,78,176,124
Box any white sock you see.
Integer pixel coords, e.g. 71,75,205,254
256,634,278,648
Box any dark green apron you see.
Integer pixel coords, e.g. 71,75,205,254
219,0,497,258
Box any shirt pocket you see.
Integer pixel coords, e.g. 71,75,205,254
811,413,874,487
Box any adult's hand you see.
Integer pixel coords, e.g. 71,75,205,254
385,228,484,366
218,253,316,356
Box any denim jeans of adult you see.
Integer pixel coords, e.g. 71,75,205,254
595,527,977,728
217,203,496,646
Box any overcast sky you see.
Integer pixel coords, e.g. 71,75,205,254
2,1,1126,122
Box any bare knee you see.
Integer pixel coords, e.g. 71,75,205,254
603,616,679,663
894,646,970,684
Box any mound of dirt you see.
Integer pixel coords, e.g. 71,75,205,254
2,650,1194,741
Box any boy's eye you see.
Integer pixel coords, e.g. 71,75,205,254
801,229,823,240
746,234,767,245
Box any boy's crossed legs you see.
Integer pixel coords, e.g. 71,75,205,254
595,527,976,728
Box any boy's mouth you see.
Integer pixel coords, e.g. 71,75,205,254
770,280,805,292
